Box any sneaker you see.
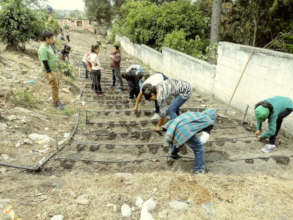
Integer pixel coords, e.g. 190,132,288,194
199,132,210,144
261,144,276,153
151,113,160,120
194,168,208,174
170,153,182,160
98,93,104,96
110,85,115,89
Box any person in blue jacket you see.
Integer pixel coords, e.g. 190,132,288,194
163,109,217,174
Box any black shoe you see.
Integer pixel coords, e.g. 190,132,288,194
170,153,182,160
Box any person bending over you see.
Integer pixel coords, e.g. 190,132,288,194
255,96,293,153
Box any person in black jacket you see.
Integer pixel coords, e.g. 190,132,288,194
122,65,146,99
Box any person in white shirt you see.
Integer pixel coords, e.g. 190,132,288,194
82,50,91,79
88,44,103,96
134,72,168,120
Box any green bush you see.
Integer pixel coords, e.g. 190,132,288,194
163,29,208,59
119,0,207,51
58,60,75,79
0,0,42,49
11,89,37,108
0,0,59,49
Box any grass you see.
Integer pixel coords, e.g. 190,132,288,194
10,89,37,109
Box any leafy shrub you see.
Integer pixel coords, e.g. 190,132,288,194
119,0,207,51
163,29,208,59
11,89,37,108
0,0,59,49
58,60,75,79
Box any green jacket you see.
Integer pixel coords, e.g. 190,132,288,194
256,96,293,139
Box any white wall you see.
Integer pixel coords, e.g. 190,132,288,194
116,35,216,94
162,47,216,94
215,42,293,132
116,35,293,134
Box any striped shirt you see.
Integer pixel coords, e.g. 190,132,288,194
157,79,192,117
163,109,217,147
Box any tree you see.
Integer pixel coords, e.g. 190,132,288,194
221,0,293,48
210,0,221,45
120,0,207,50
84,0,112,24
0,0,59,49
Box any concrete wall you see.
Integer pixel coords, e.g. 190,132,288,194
162,47,216,94
116,35,216,94
116,35,293,134
215,42,293,132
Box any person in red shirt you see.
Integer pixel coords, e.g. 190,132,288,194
110,42,123,92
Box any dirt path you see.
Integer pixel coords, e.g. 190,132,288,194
0,32,293,220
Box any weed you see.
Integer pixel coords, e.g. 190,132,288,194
10,89,37,108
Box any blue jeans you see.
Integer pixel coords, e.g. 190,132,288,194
168,95,188,120
169,95,189,154
186,135,205,172
82,61,89,78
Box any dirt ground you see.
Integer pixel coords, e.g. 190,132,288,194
0,32,293,220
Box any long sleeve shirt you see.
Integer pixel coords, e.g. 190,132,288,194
110,51,121,68
156,79,192,118
256,96,293,139
163,109,217,148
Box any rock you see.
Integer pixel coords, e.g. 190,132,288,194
140,208,154,220
0,199,10,209
64,133,70,138
6,115,17,121
13,107,32,114
29,133,53,145
0,123,7,131
169,200,189,211
1,154,10,160
121,204,132,217
140,198,156,220
142,198,156,211
0,168,7,174
106,203,118,212
50,215,64,220
62,88,70,94
24,138,33,145
75,194,89,205
136,196,144,208
158,210,168,219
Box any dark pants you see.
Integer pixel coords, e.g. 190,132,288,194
155,101,160,113
269,109,292,144
82,61,89,78
113,67,123,89
66,35,70,42
112,69,116,86
91,70,102,94
127,80,139,99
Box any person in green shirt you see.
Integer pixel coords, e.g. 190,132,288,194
38,31,64,110
255,96,293,153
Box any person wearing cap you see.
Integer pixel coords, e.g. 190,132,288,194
122,64,145,99
255,96,293,153
163,109,217,174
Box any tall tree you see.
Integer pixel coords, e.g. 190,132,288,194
210,0,222,45
84,0,112,24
